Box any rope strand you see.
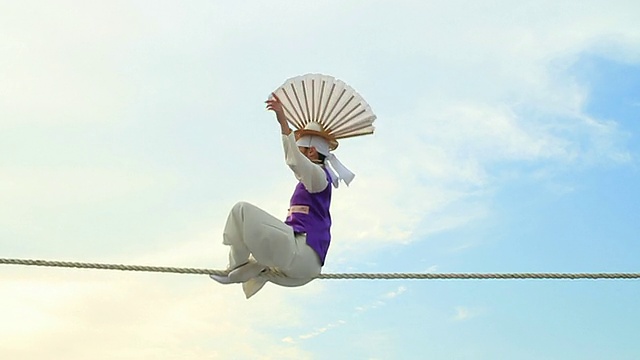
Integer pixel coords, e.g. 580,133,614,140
2,258,639,280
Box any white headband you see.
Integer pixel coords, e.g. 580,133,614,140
296,135,355,188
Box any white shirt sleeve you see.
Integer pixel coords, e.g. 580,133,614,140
282,133,329,193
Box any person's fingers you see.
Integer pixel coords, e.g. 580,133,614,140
265,96,284,112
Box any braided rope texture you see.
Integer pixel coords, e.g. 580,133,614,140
2,258,639,280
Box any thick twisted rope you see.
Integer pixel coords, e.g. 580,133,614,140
2,258,639,280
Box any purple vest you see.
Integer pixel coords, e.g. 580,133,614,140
285,167,332,265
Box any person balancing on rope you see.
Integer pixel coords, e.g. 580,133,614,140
209,93,354,298
210,74,376,298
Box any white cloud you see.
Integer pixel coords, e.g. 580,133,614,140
355,300,386,313
355,286,408,312
0,166,178,206
448,243,477,253
384,286,407,299
425,265,439,273
328,66,631,255
284,285,407,344
454,306,472,321
452,306,485,322
0,267,315,360
297,320,347,341
0,223,329,359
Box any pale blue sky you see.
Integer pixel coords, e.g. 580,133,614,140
1,1,639,359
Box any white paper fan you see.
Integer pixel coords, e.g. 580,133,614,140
272,73,376,141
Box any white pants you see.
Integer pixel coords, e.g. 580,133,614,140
222,201,322,287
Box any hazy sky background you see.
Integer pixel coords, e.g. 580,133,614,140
1,1,639,359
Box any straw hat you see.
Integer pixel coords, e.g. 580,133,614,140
294,122,339,151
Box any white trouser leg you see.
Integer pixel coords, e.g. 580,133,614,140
223,201,297,270
269,233,322,287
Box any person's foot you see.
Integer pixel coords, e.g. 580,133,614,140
209,273,233,284
229,261,267,283
209,260,249,284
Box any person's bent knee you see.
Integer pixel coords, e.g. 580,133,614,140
233,201,248,210
231,201,253,215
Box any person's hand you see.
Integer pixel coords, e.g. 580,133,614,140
265,92,291,135
265,92,285,119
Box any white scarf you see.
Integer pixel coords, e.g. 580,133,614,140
296,135,355,188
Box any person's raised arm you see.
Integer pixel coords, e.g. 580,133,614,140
265,93,291,136
266,93,327,193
